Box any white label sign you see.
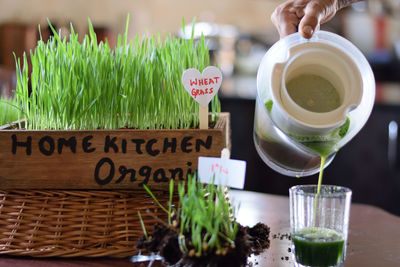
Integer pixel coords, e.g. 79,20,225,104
198,157,246,189
182,66,223,107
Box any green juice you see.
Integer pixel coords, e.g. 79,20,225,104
286,74,341,113
292,227,345,267
285,75,348,266
264,73,349,266
297,136,345,267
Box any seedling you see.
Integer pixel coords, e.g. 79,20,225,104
140,174,238,258
0,98,19,126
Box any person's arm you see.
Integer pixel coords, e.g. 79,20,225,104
271,0,361,39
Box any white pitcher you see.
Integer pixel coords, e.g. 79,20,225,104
254,31,375,177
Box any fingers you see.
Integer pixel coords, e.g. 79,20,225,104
271,3,302,38
299,2,323,39
271,0,339,39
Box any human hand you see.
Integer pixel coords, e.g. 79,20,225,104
271,0,358,39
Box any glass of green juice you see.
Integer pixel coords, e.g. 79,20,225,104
289,185,352,267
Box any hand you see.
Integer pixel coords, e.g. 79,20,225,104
271,0,358,39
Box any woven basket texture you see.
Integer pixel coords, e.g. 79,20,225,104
0,189,172,258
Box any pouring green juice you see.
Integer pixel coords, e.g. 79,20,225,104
284,73,349,188
255,30,375,267
288,118,349,267
289,139,347,267
283,74,350,266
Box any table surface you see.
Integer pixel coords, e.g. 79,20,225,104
0,190,399,267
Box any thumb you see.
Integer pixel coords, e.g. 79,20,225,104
299,2,322,39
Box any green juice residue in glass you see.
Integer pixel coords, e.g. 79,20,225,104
265,99,273,113
286,74,341,113
289,117,350,157
263,95,350,193
292,227,345,267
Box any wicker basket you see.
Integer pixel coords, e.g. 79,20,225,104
0,189,172,258
0,114,230,258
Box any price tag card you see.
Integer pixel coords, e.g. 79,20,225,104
198,157,246,189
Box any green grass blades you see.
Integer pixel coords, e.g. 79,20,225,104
14,16,220,130
179,176,238,257
142,174,238,258
0,98,19,126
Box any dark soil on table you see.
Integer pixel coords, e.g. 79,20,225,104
136,222,270,267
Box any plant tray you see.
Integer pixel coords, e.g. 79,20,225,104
0,113,230,190
0,113,230,257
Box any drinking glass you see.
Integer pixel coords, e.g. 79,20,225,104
289,185,352,267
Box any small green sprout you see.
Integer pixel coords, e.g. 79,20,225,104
140,173,239,258
0,98,19,126
137,211,148,240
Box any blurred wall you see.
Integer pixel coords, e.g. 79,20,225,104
0,0,282,37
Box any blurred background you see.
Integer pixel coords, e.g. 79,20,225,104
1,0,400,215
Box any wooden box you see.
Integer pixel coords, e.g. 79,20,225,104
0,113,230,190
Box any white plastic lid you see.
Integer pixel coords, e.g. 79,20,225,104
272,41,363,134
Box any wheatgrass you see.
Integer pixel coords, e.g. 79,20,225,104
14,16,220,130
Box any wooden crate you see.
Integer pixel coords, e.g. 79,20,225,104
0,113,230,190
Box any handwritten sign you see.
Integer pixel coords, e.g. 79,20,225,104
0,113,229,189
198,157,246,189
182,66,222,107
182,66,223,129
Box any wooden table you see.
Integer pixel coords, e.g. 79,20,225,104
0,190,399,266
230,190,400,267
